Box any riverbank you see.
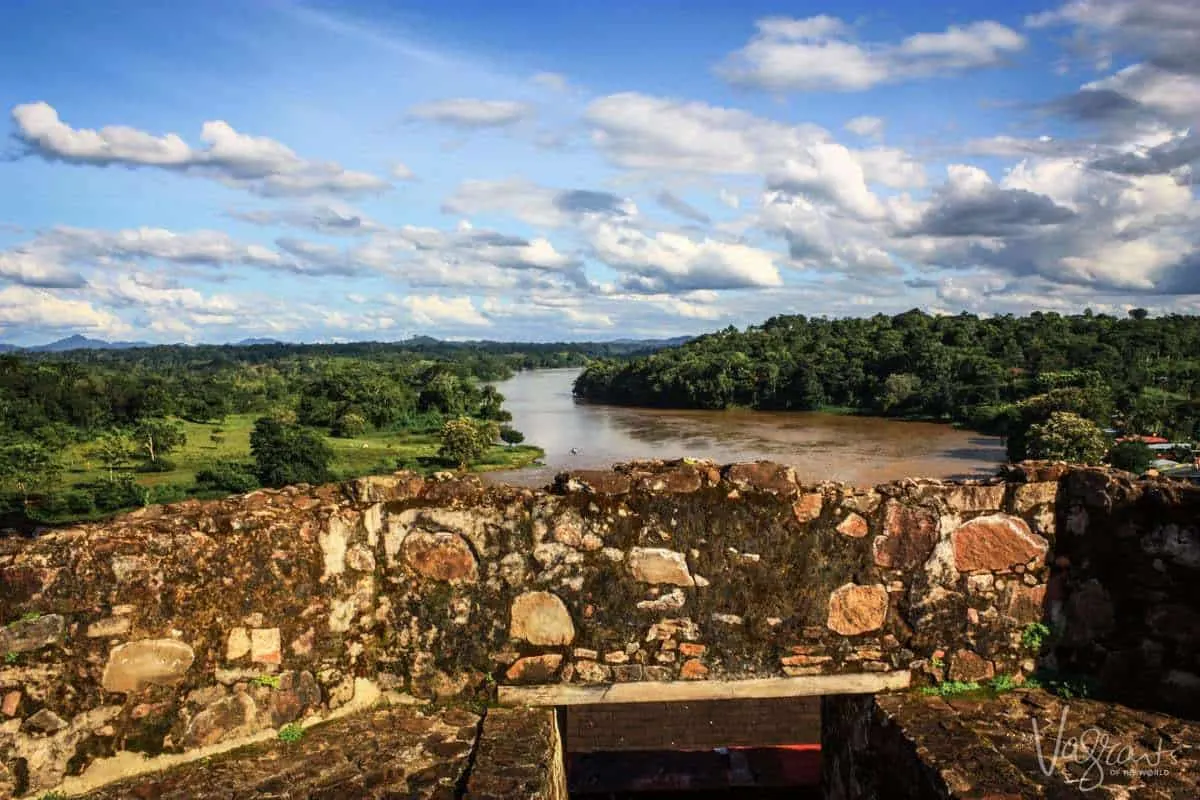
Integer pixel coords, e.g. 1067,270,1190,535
487,368,1005,489
2,413,544,533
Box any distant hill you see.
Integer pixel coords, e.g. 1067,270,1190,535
608,335,694,347
0,333,694,355
27,334,154,352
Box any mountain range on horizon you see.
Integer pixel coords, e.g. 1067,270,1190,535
0,333,694,354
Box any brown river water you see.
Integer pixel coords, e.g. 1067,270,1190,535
484,368,1004,489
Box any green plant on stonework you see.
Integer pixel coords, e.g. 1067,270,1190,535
20,611,41,622
4,651,17,664
989,674,1017,693
39,792,67,800
1021,622,1052,652
252,674,281,689
920,680,982,697
929,654,944,670
277,722,305,743
1025,669,1094,699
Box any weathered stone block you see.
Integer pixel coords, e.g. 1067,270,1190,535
510,591,576,645
792,493,824,523
226,627,251,660
875,502,938,569
951,514,1048,573
947,649,994,682
725,461,798,496
505,654,563,684
182,692,259,748
86,616,132,639
836,512,869,538
1013,481,1058,512
402,531,479,583
101,639,195,693
0,613,64,654
945,484,1007,513
250,628,282,665
827,583,889,636
628,547,694,586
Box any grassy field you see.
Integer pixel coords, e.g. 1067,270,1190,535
59,413,544,489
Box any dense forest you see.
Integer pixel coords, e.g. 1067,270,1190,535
0,338,666,529
574,309,1200,463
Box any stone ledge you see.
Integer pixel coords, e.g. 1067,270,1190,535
870,690,1200,798
71,703,481,800
498,671,911,707
464,707,566,799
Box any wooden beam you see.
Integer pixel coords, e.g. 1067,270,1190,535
498,670,911,707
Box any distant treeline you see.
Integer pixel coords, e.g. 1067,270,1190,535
0,338,663,440
574,309,1200,455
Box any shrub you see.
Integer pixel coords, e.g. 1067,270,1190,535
93,475,149,512
1021,622,1052,652
1108,439,1154,474
64,489,96,515
331,412,368,438
195,460,260,494
148,483,191,505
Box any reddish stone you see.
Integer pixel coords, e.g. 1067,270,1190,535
948,649,995,683
679,659,709,680
724,462,798,496
641,467,703,494
504,654,563,684
1004,584,1046,624
560,471,631,495
826,583,889,636
836,512,869,538
1,691,19,717
792,493,824,524
874,502,939,570
951,514,1048,573
401,531,478,583
678,643,707,658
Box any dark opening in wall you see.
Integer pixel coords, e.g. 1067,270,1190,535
560,696,823,798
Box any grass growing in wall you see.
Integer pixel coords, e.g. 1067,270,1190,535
1021,622,1052,652
277,722,305,743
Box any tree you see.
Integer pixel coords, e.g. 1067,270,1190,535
1108,439,1154,475
1025,412,1108,464
0,442,63,508
331,411,368,438
249,417,334,488
90,431,136,481
438,416,497,469
880,373,922,413
134,418,186,463
499,426,525,446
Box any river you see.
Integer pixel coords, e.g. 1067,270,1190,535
486,368,1004,488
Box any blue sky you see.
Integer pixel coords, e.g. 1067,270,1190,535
1,0,1196,344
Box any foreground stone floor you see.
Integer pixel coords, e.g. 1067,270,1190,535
75,704,563,800
875,690,1200,799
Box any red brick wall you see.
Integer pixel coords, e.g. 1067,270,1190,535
563,697,821,752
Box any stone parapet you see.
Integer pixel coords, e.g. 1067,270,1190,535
0,459,1191,796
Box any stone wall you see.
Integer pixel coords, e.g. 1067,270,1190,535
1041,465,1200,718
0,459,1060,796
564,696,820,752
